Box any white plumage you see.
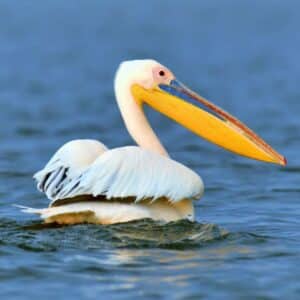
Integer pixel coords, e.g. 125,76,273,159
41,144,203,203
21,59,206,225
19,198,196,225
34,139,108,200
28,139,203,224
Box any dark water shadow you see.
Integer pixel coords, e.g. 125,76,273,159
0,218,271,252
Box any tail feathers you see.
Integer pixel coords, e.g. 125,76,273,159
13,204,45,215
14,204,98,225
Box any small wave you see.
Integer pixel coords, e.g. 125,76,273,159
280,166,300,173
107,219,229,249
0,218,274,252
0,218,230,251
271,187,300,193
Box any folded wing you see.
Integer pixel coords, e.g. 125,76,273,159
35,141,204,206
48,146,204,204
34,139,108,200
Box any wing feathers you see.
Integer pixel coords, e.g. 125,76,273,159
49,146,204,204
35,143,204,204
34,139,108,201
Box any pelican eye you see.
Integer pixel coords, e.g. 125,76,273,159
159,70,165,76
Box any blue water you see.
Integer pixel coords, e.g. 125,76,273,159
0,1,299,299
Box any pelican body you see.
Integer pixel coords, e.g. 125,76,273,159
20,59,286,225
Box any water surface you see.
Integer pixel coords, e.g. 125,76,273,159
0,1,299,299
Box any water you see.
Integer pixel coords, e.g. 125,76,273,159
0,0,299,299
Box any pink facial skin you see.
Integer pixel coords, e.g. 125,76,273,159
152,65,175,86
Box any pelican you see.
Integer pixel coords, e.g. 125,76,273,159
19,59,286,225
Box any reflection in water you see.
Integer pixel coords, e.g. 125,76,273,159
109,219,229,246
58,234,256,293
20,219,229,249
18,218,253,271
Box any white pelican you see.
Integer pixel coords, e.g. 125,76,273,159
20,59,286,225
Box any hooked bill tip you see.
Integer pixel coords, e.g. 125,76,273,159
282,157,287,166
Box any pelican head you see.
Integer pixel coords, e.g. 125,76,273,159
114,59,286,166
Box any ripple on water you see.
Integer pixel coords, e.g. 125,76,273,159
0,218,272,252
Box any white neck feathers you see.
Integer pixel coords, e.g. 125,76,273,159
114,64,168,156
